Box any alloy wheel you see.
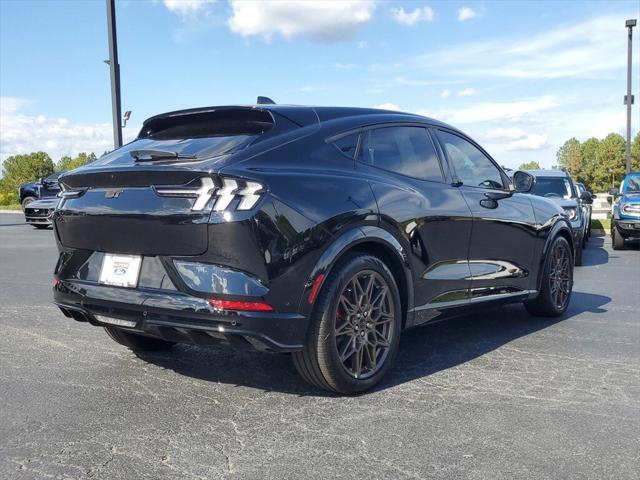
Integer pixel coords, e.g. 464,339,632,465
334,270,395,379
549,242,572,309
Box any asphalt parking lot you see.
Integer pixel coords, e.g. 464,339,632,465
0,212,638,480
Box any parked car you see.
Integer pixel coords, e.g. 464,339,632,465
574,181,594,240
52,103,575,394
609,172,640,250
521,169,587,265
23,196,59,229
19,172,61,209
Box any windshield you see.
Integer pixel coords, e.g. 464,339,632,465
625,175,640,193
530,177,574,199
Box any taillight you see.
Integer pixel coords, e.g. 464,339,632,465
155,176,265,212
209,299,274,312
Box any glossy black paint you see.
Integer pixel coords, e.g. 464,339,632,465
52,104,572,352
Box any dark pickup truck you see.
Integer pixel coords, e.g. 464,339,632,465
19,172,61,209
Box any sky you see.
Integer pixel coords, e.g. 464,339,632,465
1,0,639,169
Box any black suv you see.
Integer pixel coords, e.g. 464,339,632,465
53,104,574,393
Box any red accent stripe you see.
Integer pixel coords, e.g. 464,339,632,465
208,299,273,312
308,273,325,304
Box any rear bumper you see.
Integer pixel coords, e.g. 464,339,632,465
53,280,308,352
613,218,640,238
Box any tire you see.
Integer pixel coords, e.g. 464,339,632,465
21,196,36,210
524,236,573,317
574,237,583,266
612,226,625,250
292,253,402,394
104,326,175,351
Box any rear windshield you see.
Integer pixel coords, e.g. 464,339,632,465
93,108,274,165
530,177,574,199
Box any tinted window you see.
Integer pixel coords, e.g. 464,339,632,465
358,127,443,181
438,131,504,189
332,132,359,158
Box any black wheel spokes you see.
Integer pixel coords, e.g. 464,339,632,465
549,243,571,309
335,271,394,379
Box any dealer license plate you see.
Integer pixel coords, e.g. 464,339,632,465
99,254,142,288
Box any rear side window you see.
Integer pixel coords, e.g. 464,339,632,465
358,126,443,181
332,132,360,158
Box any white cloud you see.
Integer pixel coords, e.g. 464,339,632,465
457,7,476,22
373,102,404,112
421,14,632,79
486,128,527,141
447,96,557,123
357,41,368,49
457,87,477,97
374,103,402,111
0,97,131,164
507,133,548,151
440,89,451,98
391,6,434,26
163,0,217,19
228,0,376,42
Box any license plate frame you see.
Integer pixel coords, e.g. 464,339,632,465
99,253,142,288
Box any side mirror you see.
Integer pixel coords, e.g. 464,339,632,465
608,187,620,197
580,191,593,204
512,170,535,193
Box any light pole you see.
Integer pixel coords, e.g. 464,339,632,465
624,19,636,174
106,0,122,149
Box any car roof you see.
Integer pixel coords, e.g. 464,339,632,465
524,169,570,178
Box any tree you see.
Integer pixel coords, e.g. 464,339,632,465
556,138,583,179
57,152,97,172
1,151,55,192
518,161,541,170
631,132,640,172
590,133,625,192
580,137,600,189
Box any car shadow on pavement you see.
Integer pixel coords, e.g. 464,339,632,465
581,235,609,266
136,291,611,396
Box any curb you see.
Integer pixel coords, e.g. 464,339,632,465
0,210,22,214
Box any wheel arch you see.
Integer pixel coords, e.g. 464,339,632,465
299,225,413,329
536,217,573,292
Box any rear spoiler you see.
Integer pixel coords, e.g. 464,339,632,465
138,105,319,139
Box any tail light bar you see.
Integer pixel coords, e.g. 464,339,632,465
155,176,265,212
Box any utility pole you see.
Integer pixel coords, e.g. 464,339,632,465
624,19,636,174
106,0,122,148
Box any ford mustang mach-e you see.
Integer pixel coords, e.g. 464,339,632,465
52,103,574,393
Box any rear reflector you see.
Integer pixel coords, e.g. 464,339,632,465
307,273,325,304
209,299,273,312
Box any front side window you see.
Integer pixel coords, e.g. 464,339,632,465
358,126,443,181
438,131,504,189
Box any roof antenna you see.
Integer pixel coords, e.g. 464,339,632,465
257,96,276,105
